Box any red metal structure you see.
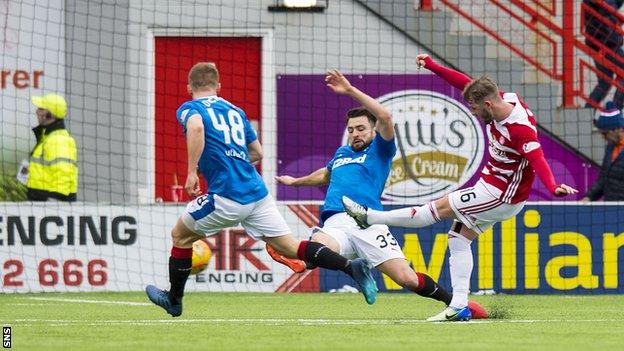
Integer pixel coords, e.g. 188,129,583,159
419,0,435,11
437,0,624,109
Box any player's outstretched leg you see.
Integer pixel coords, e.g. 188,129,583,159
295,239,377,304
266,243,307,273
145,285,182,317
349,258,378,305
343,196,442,229
341,196,370,228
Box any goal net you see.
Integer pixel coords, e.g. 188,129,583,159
1,0,622,294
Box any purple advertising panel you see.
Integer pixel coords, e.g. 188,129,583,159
276,74,598,204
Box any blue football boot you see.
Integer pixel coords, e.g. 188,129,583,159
145,285,182,317
350,258,377,305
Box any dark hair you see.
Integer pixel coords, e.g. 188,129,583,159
346,107,376,126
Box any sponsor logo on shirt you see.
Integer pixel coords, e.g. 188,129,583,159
225,148,248,160
489,141,508,158
332,154,367,169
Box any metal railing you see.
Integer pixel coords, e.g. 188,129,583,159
426,0,624,109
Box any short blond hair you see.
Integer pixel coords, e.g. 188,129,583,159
188,62,219,91
462,76,500,104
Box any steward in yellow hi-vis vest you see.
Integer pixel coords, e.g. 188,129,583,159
27,94,78,201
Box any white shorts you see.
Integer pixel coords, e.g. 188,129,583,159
316,213,405,267
180,193,291,239
448,180,525,234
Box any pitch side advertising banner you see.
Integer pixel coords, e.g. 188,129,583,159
1,203,622,294
0,203,312,293
322,203,624,294
276,74,599,204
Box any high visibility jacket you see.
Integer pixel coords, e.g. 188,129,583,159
27,120,78,201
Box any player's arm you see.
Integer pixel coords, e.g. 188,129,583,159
247,140,263,164
325,69,394,140
242,111,262,164
417,54,472,91
517,133,578,197
185,114,204,197
275,167,330,187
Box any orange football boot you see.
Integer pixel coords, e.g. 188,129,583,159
266,244,307,273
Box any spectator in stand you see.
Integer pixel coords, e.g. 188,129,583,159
583,102,624,201
584,0,624,110
26,94,78,201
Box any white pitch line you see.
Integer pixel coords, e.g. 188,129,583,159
8,318,624,326
25,296,151,306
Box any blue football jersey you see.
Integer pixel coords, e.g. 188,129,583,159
322,133,397,220
176,96,268,204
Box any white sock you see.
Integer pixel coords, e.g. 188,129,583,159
367,202,441,228
448,231,473,309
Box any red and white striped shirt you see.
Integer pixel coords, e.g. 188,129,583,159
423,56,559,203
480,92,542,203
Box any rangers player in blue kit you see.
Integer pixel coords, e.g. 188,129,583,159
145,63,376,316
274,70,486,317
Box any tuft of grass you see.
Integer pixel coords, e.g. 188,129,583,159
0,173,27,201
486,301,511,319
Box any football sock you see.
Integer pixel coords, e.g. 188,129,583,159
413,272,452,305
297,241,352,276
169,246,193,304
448,232,473,309
367,202,440,228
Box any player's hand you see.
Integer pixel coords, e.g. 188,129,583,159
275,175,297,186
416,54,431,69
554,184,578,197
580,196,591,203
325,69,352,95
185,172,202,197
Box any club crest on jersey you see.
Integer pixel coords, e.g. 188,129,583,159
341,90,485,204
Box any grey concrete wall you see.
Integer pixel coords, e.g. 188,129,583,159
65,0,131,202
64,0,427,202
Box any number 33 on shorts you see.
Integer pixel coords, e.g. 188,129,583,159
376,232,398,249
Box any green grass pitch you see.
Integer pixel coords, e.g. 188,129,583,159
2,292,623,350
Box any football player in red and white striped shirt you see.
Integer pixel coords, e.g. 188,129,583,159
342,54,577,322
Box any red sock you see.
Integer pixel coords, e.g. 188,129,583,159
297,241,309,260
171,246,193,259
414,272,426,292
